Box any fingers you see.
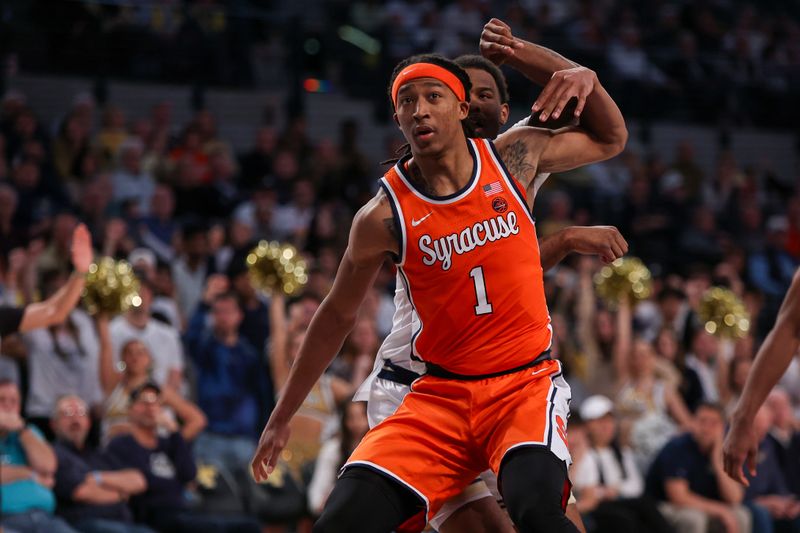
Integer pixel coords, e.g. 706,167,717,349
251,443,273,483
481,42,516,59
539,82,571,122
747,447,758,477
573,91,588,118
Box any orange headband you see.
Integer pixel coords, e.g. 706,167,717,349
391,63,466,107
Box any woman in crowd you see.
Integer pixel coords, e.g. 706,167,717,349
572,395,672,533
96,315,205,442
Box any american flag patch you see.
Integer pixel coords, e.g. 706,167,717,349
483,181,503,197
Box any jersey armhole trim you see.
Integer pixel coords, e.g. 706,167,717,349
484,139,537,226
379,178,407,266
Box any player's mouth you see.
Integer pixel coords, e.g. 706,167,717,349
413,125,436,141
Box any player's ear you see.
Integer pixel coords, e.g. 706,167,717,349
393,112,400,128
499,103,510,126
458,101,469,120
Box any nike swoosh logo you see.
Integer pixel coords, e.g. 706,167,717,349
411,213,433,227
531,367,548,376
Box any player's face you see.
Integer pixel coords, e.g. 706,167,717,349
464,68,509,140
394,77,469,157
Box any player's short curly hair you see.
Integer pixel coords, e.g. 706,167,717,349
454,55,510,104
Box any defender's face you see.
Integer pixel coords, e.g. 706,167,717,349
464,68,508,140
394,78,469,157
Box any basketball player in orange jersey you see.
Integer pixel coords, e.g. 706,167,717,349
354,31,626,532
252,50,626,532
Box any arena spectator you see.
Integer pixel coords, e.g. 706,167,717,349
109,279,185,390
51,394,153,533
111,138,156,215
184,276,270,486
646,402,751,533
97,315,205,442
106,382,260,532
22,269,103,438
742,404,800,533
0,379,76,533
572,395,671,533
307,400,369,516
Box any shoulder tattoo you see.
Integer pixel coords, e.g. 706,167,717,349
498,139,539,186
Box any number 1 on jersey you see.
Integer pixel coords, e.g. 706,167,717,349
469,266,493,315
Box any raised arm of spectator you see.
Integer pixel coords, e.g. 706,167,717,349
162,386,207,441
184,274,228,365
96,315,122,396
725,268,800,484
664,385,694,430
268,293,291,391
612,299,633,386
19,224,92,332
540,226,629,271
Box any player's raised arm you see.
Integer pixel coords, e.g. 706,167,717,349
251,191,395,482
485,18,627,182
724,269,800,485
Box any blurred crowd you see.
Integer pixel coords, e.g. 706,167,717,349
0,2,799,532
4,0,799,128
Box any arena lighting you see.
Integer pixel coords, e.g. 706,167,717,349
338,25,381,55
303,78,332,93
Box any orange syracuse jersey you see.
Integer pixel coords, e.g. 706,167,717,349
380,138,552,376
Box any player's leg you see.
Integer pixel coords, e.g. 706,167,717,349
438,494,515,533
313,466,423,533
479,360,576,533
500,447,579,533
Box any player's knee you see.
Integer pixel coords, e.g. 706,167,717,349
500,448,577,533
314,466,420,533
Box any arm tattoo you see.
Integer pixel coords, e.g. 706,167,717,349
499,140,539,187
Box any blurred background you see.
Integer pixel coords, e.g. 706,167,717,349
0,1,799,532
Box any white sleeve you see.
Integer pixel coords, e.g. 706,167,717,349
571,451,600,490
307,439,342,515
618,448,644,498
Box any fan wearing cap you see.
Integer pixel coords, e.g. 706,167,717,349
252,44,626,531
105,382,260,532
572,395,672,533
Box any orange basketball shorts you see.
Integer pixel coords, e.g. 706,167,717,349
344,359,572,526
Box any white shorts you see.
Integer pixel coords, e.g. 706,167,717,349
366,377,494,530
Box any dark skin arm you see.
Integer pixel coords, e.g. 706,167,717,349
539,226,628,269
484,19,627,188
724,269,800,485
251,190,396,482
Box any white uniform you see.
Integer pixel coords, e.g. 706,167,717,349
354,118,557,529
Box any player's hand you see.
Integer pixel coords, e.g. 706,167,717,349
251,420,291,482
723,415,757,486
480,18,523,65
71,223,93,275
567,226,627,264
533,67,596,121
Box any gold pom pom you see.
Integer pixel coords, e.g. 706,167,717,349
246,241,308,297
698,287,750,339
593,257,652,308
82,258,141,315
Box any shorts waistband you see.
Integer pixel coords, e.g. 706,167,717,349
377,361,422,387
424,350,552,381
